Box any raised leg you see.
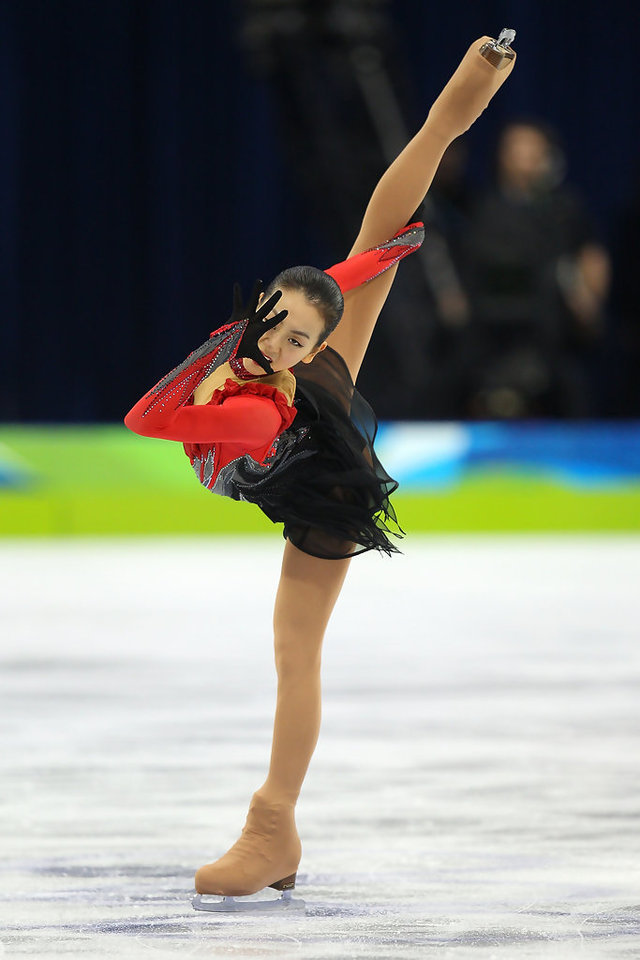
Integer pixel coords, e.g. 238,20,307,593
328,35,516,383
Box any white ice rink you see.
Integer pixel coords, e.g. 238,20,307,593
1,535,639,959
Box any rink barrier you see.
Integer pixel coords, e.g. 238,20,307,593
1,422,639,535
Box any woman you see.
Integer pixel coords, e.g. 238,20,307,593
125,32,516,909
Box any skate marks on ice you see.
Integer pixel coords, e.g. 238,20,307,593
0,536,639,958
2,868,640,959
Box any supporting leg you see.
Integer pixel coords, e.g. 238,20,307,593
259,539,352,804
194,540,351,898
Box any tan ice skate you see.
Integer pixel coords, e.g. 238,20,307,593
192,790,304,912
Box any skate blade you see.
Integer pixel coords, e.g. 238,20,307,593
192,890,305,913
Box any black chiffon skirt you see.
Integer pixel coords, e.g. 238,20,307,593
229,347,404,560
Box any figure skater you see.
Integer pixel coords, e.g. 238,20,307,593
124,31,517,911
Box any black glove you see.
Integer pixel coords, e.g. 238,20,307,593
139,280,287,418
232,279,288,374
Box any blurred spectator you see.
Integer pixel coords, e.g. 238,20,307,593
611,162,640,416
453,120,611,418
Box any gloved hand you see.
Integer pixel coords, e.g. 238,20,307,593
133,280,289,422
230,280,288,374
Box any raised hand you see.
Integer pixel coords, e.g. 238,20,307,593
135,280,287,419
232,280,288,374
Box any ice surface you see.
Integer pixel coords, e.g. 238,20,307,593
1,535,639,958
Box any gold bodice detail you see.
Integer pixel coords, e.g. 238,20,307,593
191,362,296,408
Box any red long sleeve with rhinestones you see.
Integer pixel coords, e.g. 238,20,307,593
325,222,424,292
124,389,285,446
124,350,298,492
123,312,295,447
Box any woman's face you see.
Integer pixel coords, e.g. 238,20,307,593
241,288,328,376
497,125,552,188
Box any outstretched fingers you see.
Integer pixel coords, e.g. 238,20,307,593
232,280,288,335
254,288,288,334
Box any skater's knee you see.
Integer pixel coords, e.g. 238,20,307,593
273,629,323,679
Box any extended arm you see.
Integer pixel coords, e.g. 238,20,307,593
124,281,288,444
124,393,283,446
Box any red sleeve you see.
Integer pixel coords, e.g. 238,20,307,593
124,394,282,446
324,222,425,292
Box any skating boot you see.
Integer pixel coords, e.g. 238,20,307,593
192,790,304,913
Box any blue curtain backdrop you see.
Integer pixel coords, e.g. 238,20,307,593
0,0,637,422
